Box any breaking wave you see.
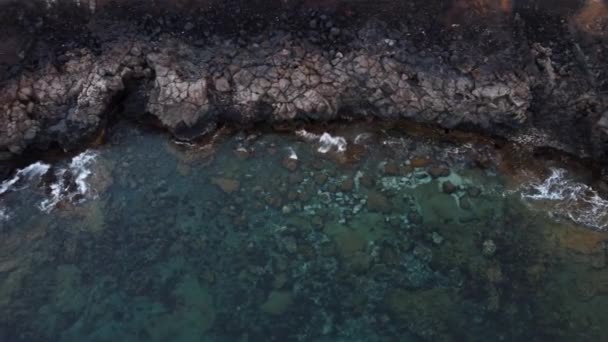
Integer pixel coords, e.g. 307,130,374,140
0,161,52,222
296,129,347,153
318,133,347,153
520,168,608,231
0,150,100,220
39,150,98,212
0,162,51,195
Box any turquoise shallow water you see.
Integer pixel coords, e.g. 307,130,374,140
0,122,607,342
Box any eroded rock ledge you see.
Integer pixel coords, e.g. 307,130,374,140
1,0,607,163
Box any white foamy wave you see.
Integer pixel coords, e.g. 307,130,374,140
287,147,298,160
295,129,319,141
71,151,97,196
520,168,608,231
354,133,373,144
318,133,347,153
172,140,196,147
381,138,406,148
39,150,98,212
0,162,51,195
296,129,347,153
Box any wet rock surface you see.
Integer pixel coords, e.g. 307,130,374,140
0,0,607,164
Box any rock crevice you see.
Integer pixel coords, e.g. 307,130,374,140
0,0,606,162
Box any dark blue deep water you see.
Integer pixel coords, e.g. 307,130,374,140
0,122,607,341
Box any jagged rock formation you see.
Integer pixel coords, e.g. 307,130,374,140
0,0,606,162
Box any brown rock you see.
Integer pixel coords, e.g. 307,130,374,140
383,160,400,175
367,190,392,213
340,178,354,192
428,166,450,179
410,157,432,168
343,144,367,164
212,177,240,194
474,154,494,169
442,181,458,194
360,173,375,188
282,157,298,172
315,173,328,185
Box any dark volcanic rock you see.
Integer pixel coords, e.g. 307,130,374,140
0,0,606,163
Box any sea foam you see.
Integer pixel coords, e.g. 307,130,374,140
520,168,608,231
39,150,98,212
296,129,347,153
0,162,51,195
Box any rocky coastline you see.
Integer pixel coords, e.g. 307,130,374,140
0,0,607,168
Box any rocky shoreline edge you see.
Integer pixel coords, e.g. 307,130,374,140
1,0,607,175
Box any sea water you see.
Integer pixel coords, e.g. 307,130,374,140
0,122,607,342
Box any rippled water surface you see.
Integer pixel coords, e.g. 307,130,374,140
0,122,607,342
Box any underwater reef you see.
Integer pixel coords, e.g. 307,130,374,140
0,121,607,341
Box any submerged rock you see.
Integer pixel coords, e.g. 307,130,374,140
282,157,298,172
383,161,400,175
335,230,367,257
428,166,450,179
340,177,354,192
212,177,240,194
260,291,293,315
410,157,432,168
359,173,375,189
367,190,392,213
442,180,458,194
314,173,328,185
